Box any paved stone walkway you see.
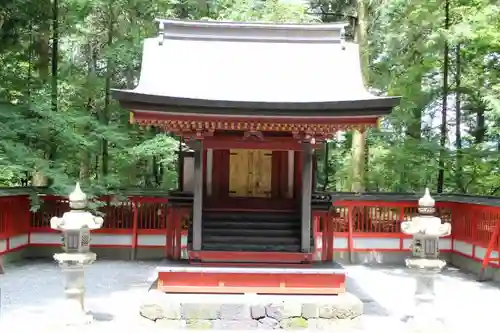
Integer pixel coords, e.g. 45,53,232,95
0,260,498,332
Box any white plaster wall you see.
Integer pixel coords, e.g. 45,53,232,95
91,234,132,246
9,234,29,249
453,240,474,256
137,235,167,246
439,238,452,250
0,239,7,253
474,246,499,259
29,232,60,245
353,237,400,249
333,236,347,249
183,156,194,193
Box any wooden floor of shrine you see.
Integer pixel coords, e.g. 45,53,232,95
155,260,346,295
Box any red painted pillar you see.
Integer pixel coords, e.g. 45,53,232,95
166,207,177,259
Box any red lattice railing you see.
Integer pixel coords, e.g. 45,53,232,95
2,192,500,266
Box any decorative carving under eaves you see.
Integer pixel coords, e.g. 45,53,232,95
179,129,215,141
133,118,374,137
243,130,264,141
292,131,327,144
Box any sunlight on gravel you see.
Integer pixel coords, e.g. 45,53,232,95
0,260,498,332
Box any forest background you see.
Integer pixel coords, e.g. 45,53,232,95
0,0,499,196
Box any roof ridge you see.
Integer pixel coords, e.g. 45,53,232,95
156,18,347,44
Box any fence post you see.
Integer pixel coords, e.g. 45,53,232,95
347,204,354,264
326,207,334,262
130,200,139,261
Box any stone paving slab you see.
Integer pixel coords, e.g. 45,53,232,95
139,289,363,329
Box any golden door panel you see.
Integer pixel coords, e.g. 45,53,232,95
250,150,272,198
228,149,273,198
229,149,250,197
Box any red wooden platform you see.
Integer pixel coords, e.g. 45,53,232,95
156,261,346,295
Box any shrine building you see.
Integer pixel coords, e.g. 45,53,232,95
112,19,400,294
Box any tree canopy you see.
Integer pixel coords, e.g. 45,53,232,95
0,0,498,196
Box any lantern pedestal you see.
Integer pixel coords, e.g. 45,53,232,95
404,259,447,332
54,253,96,326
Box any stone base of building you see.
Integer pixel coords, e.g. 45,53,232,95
140,289,363,330
0,247,27,264
450,253,500,282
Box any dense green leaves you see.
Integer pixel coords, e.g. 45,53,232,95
0,0,314,194
0,0,498,195
315,0,500,194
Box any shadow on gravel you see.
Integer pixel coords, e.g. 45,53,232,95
346,275,390,317
90,311,115,322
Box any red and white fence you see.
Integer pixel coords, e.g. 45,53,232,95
0,194,189,260
312,200,498,267
0,193,499,268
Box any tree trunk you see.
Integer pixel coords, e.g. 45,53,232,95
322,141,329,191
101,4,114,180
31,1,51,187
351,0,368,193
406,55,423,139
455,44,463,192
475,108,485,143
80,44,98,182
49,0,58,164
437,0,450,193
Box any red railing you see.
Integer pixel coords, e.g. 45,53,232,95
27,194,186,259
1,192,500,268
313,199,499,267
0,196,31,237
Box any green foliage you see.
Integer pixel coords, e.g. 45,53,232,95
0,0,499,196
0,0,315,195
313,0,500,194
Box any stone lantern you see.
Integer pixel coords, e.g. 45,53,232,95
401,188,451,330
50,183,104,325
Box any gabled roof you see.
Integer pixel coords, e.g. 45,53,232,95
112,19,400,115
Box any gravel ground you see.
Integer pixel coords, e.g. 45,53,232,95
0,260,498,332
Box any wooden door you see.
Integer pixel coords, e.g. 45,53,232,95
251,150,272,198
229,149,251,197
228,149,272,198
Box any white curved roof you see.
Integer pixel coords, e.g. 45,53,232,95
113,19,399,111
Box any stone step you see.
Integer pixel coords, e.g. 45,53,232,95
203,212,300,223
203,227,300,237
193,211,303,253
203,222,300,232
202,221,300,230
202,243,301,252
203,235,301,245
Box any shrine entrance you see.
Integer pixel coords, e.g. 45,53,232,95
229,149,272,198
113,18,400,272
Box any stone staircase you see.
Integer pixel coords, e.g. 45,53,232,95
200,211,302,252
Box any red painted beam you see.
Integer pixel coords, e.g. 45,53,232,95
157,271,346,295
133,110,379,125
196,137,321,151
